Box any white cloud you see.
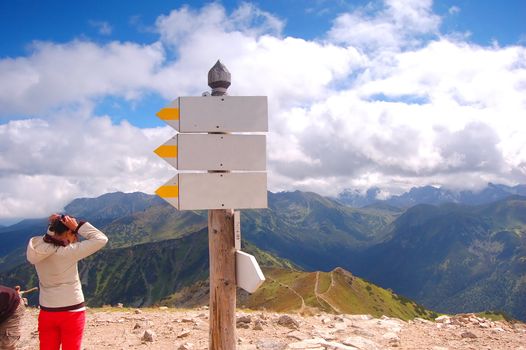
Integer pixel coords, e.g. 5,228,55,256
0,1,525,219
152,3,361,108
0,40,165,116
0,107,174,219
268,37,526,195
155,3,283,48
328,0,440,51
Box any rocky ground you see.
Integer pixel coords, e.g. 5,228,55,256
17,307,526,349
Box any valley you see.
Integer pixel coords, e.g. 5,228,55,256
1,187,525,322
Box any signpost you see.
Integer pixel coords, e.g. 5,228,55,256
154,60,267,350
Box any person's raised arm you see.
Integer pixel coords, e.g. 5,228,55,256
61,216,108,261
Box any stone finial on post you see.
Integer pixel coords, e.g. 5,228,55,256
208,60,231,96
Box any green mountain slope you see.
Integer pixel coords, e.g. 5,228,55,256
0,229,209,307
66,191,209,249
98,191,396,269
0,229,296,308
241,267,437,320
242,191,396,271
99,205,206,249
357,196,526,320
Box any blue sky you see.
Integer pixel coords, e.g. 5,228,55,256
0,0,525,222
1,0,524,53
1,1,524,128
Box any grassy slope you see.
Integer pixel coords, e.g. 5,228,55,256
238,267,438,320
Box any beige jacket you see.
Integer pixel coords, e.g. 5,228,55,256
26,222,108,308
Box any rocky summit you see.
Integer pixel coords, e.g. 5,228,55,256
16,307,526,349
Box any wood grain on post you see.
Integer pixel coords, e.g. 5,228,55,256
209,209,236,350
207,60,236,350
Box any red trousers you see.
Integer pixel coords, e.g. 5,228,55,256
38,310,85,350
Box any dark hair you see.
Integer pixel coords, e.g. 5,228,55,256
48,217,69,235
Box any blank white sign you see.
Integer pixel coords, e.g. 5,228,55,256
178,134,266,171
236,251,265,293
180,172,267,209
164,96,268,132
157,172,268,210
156,134,266,171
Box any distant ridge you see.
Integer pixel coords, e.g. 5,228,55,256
337,183,526,208
65,191,165,226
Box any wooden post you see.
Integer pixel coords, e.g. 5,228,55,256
208,60,237,350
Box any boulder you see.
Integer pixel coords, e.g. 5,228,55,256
277,315,299,329
141,329,155,342
177,342,194,350
237,315,252,329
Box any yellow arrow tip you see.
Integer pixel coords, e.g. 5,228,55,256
154,145,178,158
156,185,179,198
156,108,179,120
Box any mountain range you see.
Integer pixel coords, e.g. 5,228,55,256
353,197,526,320
0,185,525,321
337,183,526,208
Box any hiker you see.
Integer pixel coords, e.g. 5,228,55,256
0,285,24,350
14,286,38,306
27,214,108,350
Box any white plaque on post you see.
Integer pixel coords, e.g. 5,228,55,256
157,96,268,133
156,172,268,210
236,251,265,293
154,134,266,171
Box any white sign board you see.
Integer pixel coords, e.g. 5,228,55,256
236,251,265,293
158,96,268,132
155,134,266,171
156,172,267,210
